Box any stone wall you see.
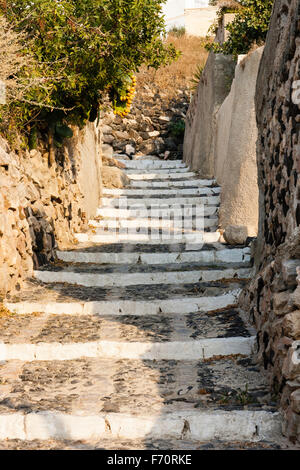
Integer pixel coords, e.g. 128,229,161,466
215,48,264,237
101,83,189,161
239,0,300,444
0,122,102,298
183,51,236,176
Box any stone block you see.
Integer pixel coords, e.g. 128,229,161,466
223,225,248,245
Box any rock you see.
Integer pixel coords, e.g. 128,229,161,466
101,144,113,159
282,341,300,380
125,144,135,156
102,124,113,134
148,131,160,138
139,140,157,155
102,134,114,144
291,286,300,308
283,311,300,339
223,225,248,245
158,116,170,122
113,130,130,140
113,153,130,160
282,260,300,287
101,166,130,189
273,292,292,316
154,137,166,154
102,155,125,169
291,389,300,414
128,129,140,141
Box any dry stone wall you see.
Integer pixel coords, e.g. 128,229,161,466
239,0,300,444
0,122,102,298
101,84,190,160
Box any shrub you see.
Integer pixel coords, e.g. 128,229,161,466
190,64,204,91
206,0,274,57
0,0,178,144
168,26,186,38
169,119,185,138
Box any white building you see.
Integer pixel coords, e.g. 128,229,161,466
163,0,217,37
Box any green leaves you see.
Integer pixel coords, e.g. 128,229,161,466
206,0,273,57
1,0,176,144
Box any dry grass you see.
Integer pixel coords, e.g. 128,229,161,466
0,303,14,318
137,34,209,99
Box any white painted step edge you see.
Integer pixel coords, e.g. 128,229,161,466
96,205,219,218
74,231,221,244
89,216,219,230
127,172,196,180
130,178,217,187
4,290,241,316
33,268,252,288
0,336,256,362
56,248,251,265
103,188,221,197
125,167,192,174
101,196,220,207
117,160,187,169
0,410,282,441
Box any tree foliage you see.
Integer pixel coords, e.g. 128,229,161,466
206,0,274,57
0,0,177,144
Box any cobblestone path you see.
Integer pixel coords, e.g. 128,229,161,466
0,157,287,449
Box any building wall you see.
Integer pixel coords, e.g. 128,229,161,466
183,51,236,176
184,7,218,37
215,48,264,237
163,0,213,31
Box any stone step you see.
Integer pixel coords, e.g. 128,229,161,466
0,338,256,362
117,159,187,169
101,195,220,208
33,265,252,288
0,308,254,344
74,231,221,244
0,438,287,450
89,216,219,231
56,247,250,266
127,172,196,180
5,288,242,316
96,205,219,218
117,154,161,161
130,178,216,188
0,308,256,361
103,187,221,197
125,167,191,174
0,356,280,441
65,241,243,253
74,233,221,245
0,356,271,409
0,410,280,442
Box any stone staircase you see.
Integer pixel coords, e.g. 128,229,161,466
0,157,285,449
